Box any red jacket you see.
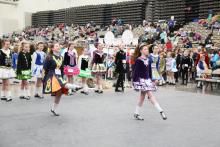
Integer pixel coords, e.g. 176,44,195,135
195,52,210,68
166,41,173,52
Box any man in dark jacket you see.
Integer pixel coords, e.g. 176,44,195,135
115,45,126,92
180,50,191,85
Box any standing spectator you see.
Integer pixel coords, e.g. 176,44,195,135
180,50,191,85
115,45,126,92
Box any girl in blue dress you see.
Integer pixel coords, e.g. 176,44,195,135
32,42,46,98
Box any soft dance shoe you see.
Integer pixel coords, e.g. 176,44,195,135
134,114,144,121
34,94,44,99
51,109,60,116
160,111,167,120
1,97,7,101
81,91,89,95
19,96,26,99
24,96,31,100
6,98,12,102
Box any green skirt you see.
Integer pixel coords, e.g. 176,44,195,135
16,70,32,80
78,69,92,78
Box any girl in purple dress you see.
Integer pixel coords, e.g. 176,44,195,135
132,43,167,121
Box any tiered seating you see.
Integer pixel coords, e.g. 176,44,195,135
156,0,185,23
32,1,146,26
31,0,220,27
53,9,66,25
111,0,146,25
199,0,219,19
181,21,220,47
32,11,54,26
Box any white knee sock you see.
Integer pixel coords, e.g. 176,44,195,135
162,77,165,83
25,89,30,97
1,90,5,97
135,105,141,115
154,103,163,113
65,83,80,90
172,78,175,84
6,91,11,99
197,81,201,87
21,89,25,97
6,91,11,98
39,87,43,96
99,84,103,91
35,87,39,95
83,83,88,92
51,103,58,111
167,77,170,83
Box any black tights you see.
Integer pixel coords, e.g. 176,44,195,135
116,73,125,91
182,69,188,84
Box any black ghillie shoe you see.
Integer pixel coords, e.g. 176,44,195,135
160,111,167,120
51,109,60,116
134,114,144,121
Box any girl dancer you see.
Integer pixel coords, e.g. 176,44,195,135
12,44,19,71
63,42,80,95
17,41,32,100
78,47,92,95
91,43,106,94
106,56,115,80
43,42,80,116
149,45,161,81
32,42,46,98
159,52,166,86
166,51,177,85
132,43,167,121
196,55,211,88
166,52,172,84
0,39,16,102
170,52,178,85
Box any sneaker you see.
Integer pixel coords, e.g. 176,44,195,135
160,111,167,120
134,114,144,121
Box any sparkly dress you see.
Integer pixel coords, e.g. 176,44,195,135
32,51,46,78
91,50,107,75
0,49,16,79
150,54,161,80
133,57,157,92
43,54,67,95
16,52,32,80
